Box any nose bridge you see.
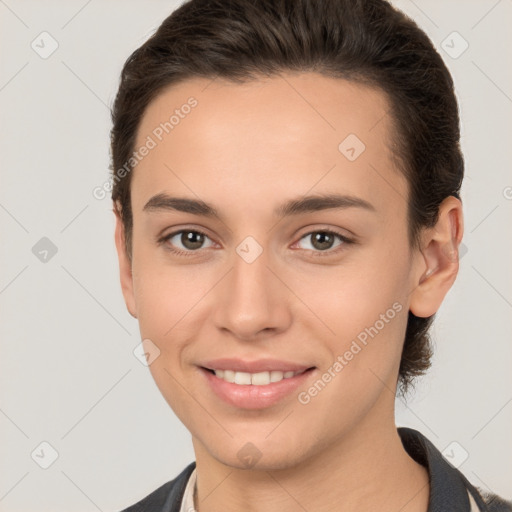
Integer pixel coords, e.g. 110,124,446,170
232,236,271,299
212,235,290,338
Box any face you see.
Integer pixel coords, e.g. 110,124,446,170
116,72,432,470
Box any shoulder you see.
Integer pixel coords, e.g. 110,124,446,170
397,427,512,512
479,490,512,512
119,462,196,512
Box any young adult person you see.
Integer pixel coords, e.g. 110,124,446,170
110,0,512,510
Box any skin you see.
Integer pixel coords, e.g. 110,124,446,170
114,72,464,512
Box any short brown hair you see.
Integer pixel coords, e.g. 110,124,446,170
110,0,464,394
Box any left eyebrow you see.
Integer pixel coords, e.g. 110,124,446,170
142,192,376,219
274,193,376,217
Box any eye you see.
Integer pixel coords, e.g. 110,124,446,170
295,229,353,255
159,229,215,255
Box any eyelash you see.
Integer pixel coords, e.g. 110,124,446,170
157,228,354,258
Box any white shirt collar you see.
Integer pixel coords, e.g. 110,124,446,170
179,467,197,512
178,466,483,512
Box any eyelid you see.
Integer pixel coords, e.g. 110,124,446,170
294,224,355,241
157,224,217,244
157,227,216,256
291,228,355,257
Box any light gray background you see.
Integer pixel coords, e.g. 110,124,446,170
0,1,511,510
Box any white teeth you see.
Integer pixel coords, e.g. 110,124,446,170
234,371,252,385
270,370,284,382
223,370,236,383
251,371,271,385
212,369,304,385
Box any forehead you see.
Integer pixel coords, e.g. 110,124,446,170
131,72,407,218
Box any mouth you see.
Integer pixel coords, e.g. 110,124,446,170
198,360,317,409
203,368,310,385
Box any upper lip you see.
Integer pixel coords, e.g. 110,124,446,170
200,358,314,373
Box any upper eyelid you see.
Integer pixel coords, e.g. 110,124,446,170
296,225,354,240
162,228,216,246
159,226,215,242
292,230,353,251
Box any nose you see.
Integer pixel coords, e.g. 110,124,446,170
211,242,292,341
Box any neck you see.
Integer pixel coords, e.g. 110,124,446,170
192,398,429,512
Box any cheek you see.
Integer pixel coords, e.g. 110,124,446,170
132,266,207,342
130,264,206,415
131,232,197,328
292,282,409,440
296,240,410,333
130,248,224,384
293,240,412,385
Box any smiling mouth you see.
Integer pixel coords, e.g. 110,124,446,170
202,367,315,385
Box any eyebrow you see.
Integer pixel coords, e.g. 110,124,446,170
142,192,376,219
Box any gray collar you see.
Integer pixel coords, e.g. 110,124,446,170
398,427,487,512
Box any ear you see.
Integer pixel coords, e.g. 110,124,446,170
409,196,464,318
113,204,137,318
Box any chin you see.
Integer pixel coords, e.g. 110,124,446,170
201,434,313,472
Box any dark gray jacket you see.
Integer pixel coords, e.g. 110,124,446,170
120,427,512,512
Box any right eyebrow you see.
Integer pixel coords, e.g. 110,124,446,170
143,194,219,218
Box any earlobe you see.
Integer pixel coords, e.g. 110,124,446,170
113,205,138,319
409,196,464,318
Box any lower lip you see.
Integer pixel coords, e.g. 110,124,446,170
200,367,315,410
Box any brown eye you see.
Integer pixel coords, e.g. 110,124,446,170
312,232,336,250
180,231,206,250
163,230,215,253
295,230,353,256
